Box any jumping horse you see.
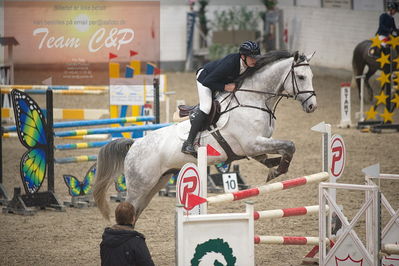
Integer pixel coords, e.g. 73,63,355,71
93,50,318,220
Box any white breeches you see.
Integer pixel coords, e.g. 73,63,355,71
379,35,390,47
196,69,212,114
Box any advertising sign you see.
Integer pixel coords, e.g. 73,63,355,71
3,1,160,84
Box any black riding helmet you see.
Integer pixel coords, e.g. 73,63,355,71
387,2,398,10
239,41,260,58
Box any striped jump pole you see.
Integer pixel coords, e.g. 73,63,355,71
2,132,109,140
0,85,108,91
55,155,97,164
1,88,105,95
55,122,172,137
55,140,111,150
254,236,330,245
2,107,108,121
382,244,399,255
206,172,329,205
254,205,329,220
4,116,155,132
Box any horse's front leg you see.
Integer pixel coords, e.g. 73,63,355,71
251,136,295,182
253,154,282,168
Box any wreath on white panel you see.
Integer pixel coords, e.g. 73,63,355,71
190,238,237,266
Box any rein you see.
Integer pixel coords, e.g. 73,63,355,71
219,60,315,123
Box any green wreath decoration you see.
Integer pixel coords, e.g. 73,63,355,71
190,238,237,266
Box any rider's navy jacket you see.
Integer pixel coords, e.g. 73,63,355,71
197,53,241,92
377,13,397,36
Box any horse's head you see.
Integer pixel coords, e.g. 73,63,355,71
283,51,317,113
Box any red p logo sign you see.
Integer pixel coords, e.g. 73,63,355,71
330,136,345,179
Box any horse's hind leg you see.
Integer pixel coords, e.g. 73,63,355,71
251,137,295,182
126,172,175,221
364,67,377,103
143,172,177,209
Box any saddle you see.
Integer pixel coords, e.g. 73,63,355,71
178,100,221,131
177,100,245,163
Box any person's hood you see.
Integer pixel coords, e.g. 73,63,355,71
102,225,144,248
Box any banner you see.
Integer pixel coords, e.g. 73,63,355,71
4,1,160,84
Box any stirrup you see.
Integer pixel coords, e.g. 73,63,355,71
181,142,197,157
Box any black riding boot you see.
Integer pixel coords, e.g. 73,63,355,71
181,110,208,156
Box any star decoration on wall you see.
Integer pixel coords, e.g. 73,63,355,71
377,72,390,87
391,93,399,109
380,108,394,123
374,91,389,105
392,57,399,70
377,52,390,68
387,35,399,49
370,35,382,48
365,106,378,120
392,73,399,84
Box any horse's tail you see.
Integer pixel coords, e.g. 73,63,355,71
93,138,134,220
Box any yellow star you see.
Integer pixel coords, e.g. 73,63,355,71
377,52,390,68
387,35,399,49
391,93,399,109
376,72,391,87
370,35,382,48
374,91,389,105
393,73,399,84
365,106,378,120
379,108,394,123
393,56,399,68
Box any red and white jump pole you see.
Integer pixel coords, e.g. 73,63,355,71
254,236,330,245
254,205,329,220
206,172,329,204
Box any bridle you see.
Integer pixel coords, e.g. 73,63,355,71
219,58,316,123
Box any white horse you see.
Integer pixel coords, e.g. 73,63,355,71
93,50,317,220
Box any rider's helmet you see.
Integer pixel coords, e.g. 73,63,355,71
387,2,398,11
239,41,260,58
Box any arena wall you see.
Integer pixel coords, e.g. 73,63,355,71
0,0,393,71
160,0,388,71
283,7,381,70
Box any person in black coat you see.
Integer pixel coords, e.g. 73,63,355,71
100,202,154,266
376,2,398,48
181,40,261,156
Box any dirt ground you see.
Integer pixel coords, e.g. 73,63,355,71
1,67,398,266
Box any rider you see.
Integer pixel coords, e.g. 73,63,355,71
376,2,398,49
181,40,261,156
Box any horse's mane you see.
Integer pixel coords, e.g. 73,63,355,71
236,50,293,89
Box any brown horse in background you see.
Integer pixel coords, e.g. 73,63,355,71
352,40,380,103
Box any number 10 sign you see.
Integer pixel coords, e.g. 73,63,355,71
222,173,239,193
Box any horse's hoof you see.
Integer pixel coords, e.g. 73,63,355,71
266,169,279,182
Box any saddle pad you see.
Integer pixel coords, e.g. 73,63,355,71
176,111,229,141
